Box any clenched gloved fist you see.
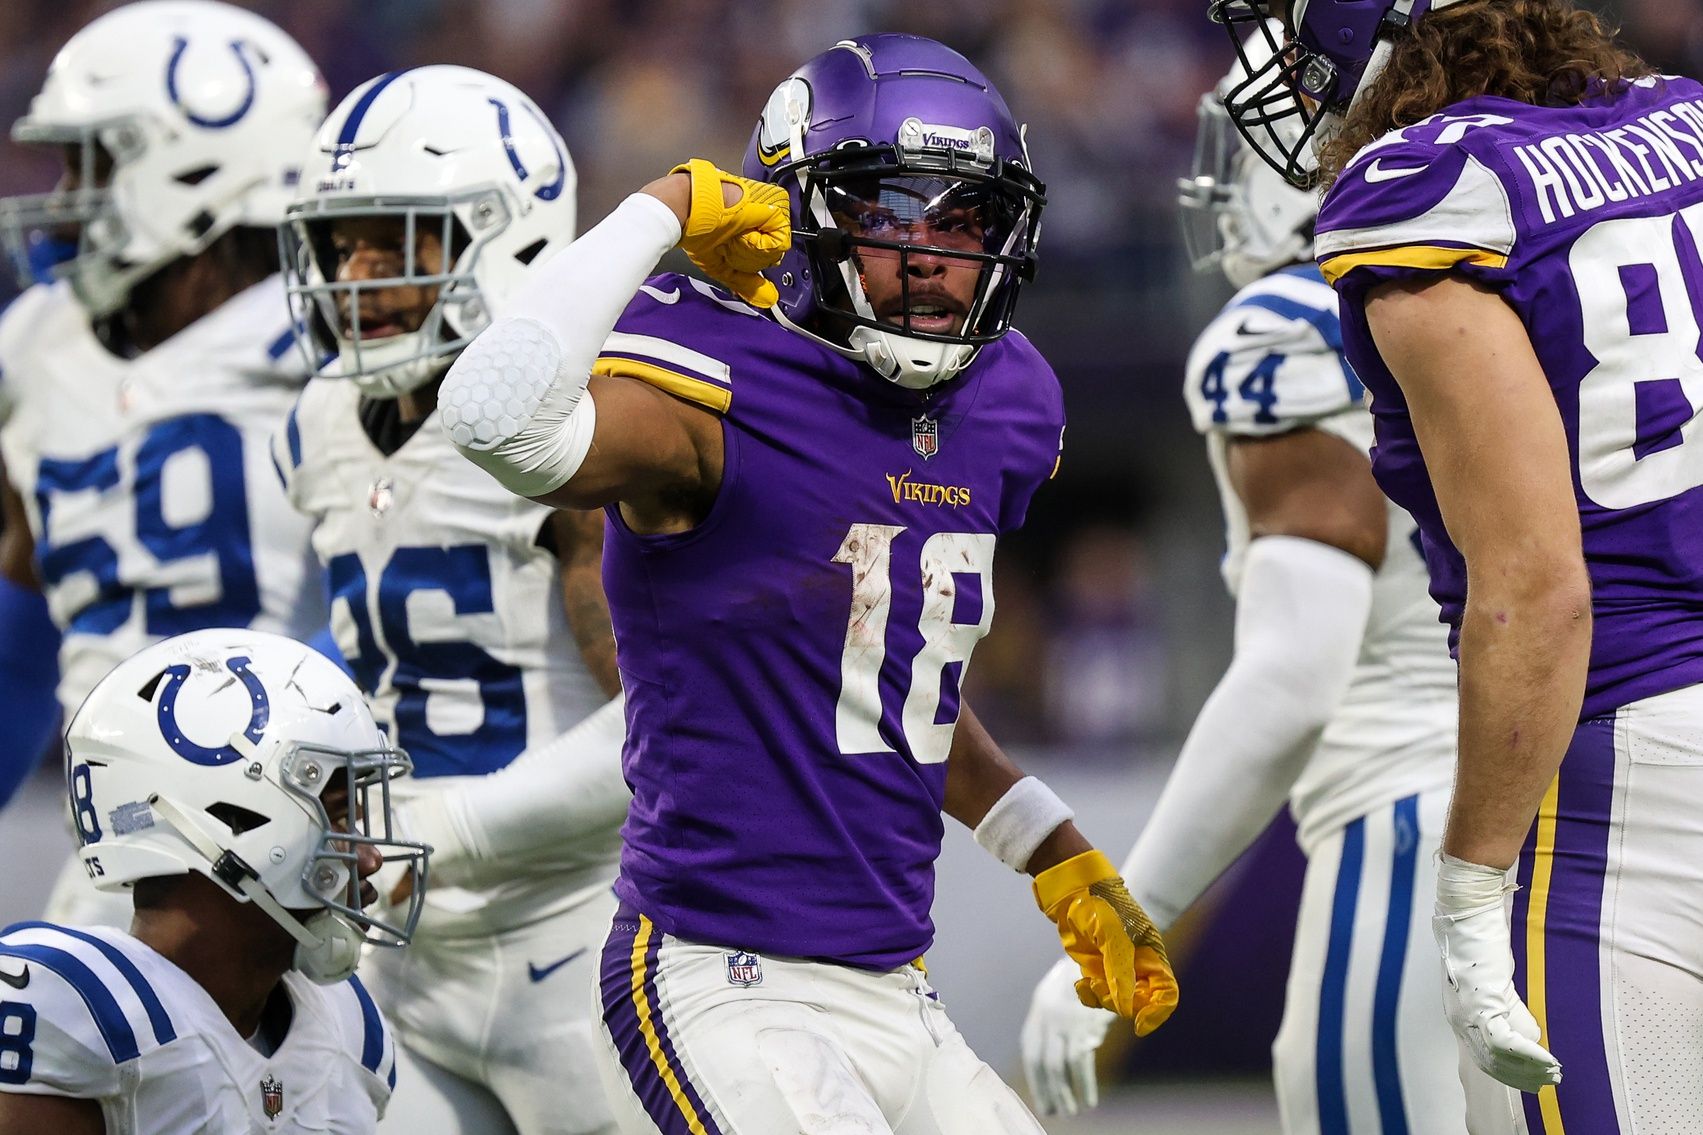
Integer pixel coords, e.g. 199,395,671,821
668,158,790,308
1034,849,1179,1037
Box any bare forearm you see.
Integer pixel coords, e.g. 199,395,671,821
943,704,1091,874
1446,570,1591,868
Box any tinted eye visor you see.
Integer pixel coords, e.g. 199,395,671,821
823,175,1018,257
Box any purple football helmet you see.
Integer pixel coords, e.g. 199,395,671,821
742,34,1045,389
1211,0,1469,187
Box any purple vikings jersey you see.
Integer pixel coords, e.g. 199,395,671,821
596,274,1063,970
1317,76,1703,719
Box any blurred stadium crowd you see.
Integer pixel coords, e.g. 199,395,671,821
0,0,1686,750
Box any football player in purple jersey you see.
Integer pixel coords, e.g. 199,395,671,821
436,33,1177,1135
1218,0,1703,1130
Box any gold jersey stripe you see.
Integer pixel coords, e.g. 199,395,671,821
1318,245,1511,286
594,357,732,413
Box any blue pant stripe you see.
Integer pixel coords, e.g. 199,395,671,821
1372,796,1420,1135
1317,816,1365,1135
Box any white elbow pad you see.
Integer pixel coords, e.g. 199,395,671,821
440,316,597,499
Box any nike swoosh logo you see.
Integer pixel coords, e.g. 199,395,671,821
1235,317,1265,337
1364,158,1428,183
527,949,586,983
0,964,29,990
638,284,681,305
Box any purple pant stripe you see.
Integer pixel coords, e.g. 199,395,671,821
597,907,723,1135
1515,715,1621,1135
639,927,722,1133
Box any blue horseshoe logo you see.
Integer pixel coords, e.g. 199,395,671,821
165,37,258,130
488,97,566,201
156,655,270,766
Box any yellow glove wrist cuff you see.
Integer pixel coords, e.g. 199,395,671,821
1032,849,1118,913
669,158,728,241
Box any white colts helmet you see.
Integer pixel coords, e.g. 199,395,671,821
281,65,578,398
0,0,326,316
65,628,428,984
1177,24,1320,288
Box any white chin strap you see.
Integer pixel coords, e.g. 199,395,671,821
845,325,977,390
150,794,365,985
336,330,453,399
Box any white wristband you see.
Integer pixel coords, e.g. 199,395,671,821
974,776,1074,872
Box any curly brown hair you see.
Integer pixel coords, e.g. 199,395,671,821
1319,0,1653,185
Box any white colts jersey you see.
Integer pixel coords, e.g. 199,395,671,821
0,922,394,1134
1182,265,1457,850
274,378,618,931
0,279,323,720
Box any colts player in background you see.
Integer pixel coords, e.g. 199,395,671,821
439,33,1177,1135
0,0,329,925
275,66,629,1135
0,628,428,1134
1024,45,1496,1133
1223,0,1703,1131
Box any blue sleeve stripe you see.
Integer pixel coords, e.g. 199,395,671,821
0,942,140,1063
347,974,385,1075
388,1058,397,1092
6,923,174,1046
265,325,299,361
286,402,303,470
1232,293,1344,352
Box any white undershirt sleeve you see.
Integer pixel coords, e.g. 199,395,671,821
396,695,630,885
439,192,683,498
1119,535,1375,930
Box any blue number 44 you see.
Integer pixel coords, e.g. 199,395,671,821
1200,351,1284,426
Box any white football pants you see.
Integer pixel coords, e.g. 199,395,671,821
1274,787,1492,1134
369,888,620,1135
593,904,1044,1135
1472,683,1703,1135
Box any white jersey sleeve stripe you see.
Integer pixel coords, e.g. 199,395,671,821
8,923,176,1047
0,941,142,1063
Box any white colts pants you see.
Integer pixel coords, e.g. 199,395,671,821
593,904,1044,1135
369,889,620,1135
1274,788,1489,1134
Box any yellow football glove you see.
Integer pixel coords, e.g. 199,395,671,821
1034,850,1179,1037
668,158,790,309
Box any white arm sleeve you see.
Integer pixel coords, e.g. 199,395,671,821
1119,535,1375,929
439,192,683,497
397,695,630,884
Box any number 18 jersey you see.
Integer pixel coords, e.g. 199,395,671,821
597,275,1065,970
1317,76,1703,718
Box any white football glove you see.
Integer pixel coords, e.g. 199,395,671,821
1021,957,1116,1116
1433,853,1563,1094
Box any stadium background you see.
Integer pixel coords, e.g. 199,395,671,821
0,1,1690,1129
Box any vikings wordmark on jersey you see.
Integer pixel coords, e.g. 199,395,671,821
597,274,1064,971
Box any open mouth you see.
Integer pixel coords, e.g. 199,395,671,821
344,315,406,341
882,299,963,335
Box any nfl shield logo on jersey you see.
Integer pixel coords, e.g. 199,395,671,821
260,1074,284,1119
367,477,394,518
725,950,763,987
911,415,939,460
